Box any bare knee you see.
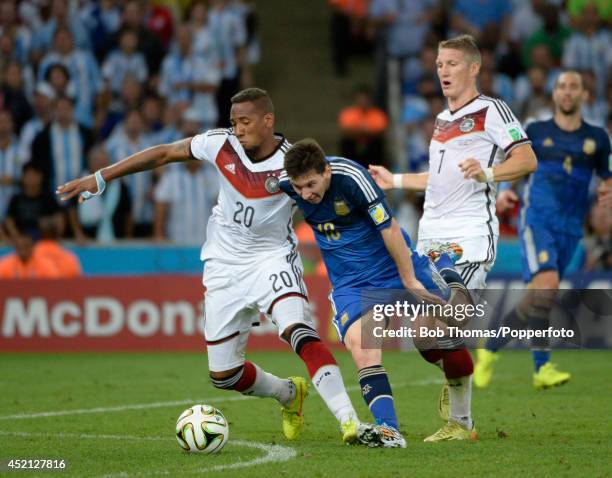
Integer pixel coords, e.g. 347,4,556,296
209,366,243,381
531,271,560,290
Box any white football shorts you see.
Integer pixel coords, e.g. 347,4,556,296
203,252,311,371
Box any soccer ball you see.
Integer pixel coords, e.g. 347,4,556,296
175,405,229,453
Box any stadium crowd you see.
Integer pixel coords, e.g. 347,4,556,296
0,0,257,252
0,0,609,275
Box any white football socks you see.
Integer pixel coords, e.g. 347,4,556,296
448,375,473,429
243,363,295,407
311,364,357,425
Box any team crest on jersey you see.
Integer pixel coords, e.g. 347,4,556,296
334,199,351,216
225,163,236,174
543,137,554,147
264,175,280,193
583,138,596,155
459,117,475,133
538,250,549,264
368,203,389,225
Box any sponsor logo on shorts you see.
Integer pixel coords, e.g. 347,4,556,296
539,250,549,264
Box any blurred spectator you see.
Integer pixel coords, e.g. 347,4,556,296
19,83,55,163
16,1,43,32
158,24,221,128
0,1,33,65
509,0,546,45
100,77,143,139
369,0,438,108
567,0,611,27
209,0,247,127
78,146,131,242
32,95,92,194
4,162,61,240
515,66,553,122
583,201,611,271
189,1,218,58
104,0,166,75
33,0,91,55
0,110,21,219
1,61,33,134
338,86,388,168
153,159,219,244
78,0,122,61
141,94,173,144
450,0,511,46
34,215,81,277
105,109,153,237
401,78,438,126
328,0,370,77
0,231,60,278
144,1,175,49
405,115,435,173
235,0,261,69
38,27,102,128
479,49,514,106
44,63,74,99
522,4,571,70
580,70,607,127
102,28,148,96
562,3,610,100
515,43,559,95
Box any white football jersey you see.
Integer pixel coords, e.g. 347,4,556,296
189,129,295,263
419,95,531,244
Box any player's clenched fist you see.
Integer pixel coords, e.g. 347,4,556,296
496,189,519,213
459,159,487,182
368,164,393,190
597,182,611,209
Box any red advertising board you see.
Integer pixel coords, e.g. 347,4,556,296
0,275,335,352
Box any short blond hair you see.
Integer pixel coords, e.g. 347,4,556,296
439,35,481,64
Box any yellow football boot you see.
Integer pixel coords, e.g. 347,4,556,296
281,376,309,440
473,348,498,388
533,363,570,390
424,420,478,442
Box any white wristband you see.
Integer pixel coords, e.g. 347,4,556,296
483,167,494,183
81,170,107,200
392,174,403,189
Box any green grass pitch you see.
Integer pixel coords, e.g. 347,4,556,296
1,350,610,477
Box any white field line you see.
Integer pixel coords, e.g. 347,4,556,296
0,431,296,477
0,378,443,421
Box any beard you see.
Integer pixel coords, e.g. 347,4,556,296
557,103,579,116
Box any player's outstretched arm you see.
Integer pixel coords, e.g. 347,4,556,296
56,138,194,203
368,165,429,191
459,144,537,183
380,219,443,304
